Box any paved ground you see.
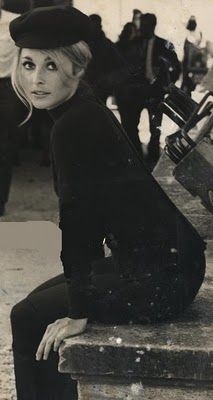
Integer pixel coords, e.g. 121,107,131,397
0,153,58,223
0,222,61,400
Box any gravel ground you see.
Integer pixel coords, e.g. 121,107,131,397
0,223,61,400
0,143,60,399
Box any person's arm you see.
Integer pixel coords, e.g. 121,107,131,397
60,195,104,319
161,40,181,84
36,112,105,360
52,115,105,319
56,102,127,319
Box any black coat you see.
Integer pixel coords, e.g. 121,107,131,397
85,31,123,100
116,35,181,93
49,84,205,319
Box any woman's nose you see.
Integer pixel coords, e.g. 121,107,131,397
33,67,45,85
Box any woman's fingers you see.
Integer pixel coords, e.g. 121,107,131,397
53,321,87,352
36,317,88,361
53,330,66,352
36,339,46,361
36,323,59,360
43,336,56,360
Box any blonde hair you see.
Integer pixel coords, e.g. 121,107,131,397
11,41,92,125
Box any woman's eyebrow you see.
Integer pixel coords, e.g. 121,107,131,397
44,56,54,61
21,56,53,61
22,56,33,60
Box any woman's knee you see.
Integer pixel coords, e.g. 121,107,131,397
11,298,29,324
10,298,38,334
10,298,42,353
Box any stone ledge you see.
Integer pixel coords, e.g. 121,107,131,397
59,259,213,387
59,323,213,384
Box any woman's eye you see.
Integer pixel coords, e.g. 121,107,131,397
22,61,35,70
46,62,57,71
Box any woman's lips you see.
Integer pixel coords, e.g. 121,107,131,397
32,91,51,97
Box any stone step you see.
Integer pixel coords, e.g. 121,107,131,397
59,257,213,399
77,380,212,400
60,315,213,384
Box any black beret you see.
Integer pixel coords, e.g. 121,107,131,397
9,5,92,49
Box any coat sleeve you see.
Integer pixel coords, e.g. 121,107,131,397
160,40,181,84
51,113,106,319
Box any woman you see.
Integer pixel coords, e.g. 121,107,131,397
9,5,206,400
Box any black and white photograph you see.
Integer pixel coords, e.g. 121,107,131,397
0,1,213,399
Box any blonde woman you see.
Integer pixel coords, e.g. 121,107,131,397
9,5,206,400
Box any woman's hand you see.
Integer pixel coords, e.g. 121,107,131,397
36,317,88,361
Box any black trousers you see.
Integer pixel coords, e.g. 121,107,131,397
0,79,25,205
115,83,163,160
11,274,77,400
11,243,205,400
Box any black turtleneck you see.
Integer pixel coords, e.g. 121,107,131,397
48,81,98,122
48,83,109,319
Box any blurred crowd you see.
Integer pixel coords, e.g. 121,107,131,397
0,1,212,217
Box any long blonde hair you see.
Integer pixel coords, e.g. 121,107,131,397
11,41,92,125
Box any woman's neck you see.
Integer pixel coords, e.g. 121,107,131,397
47,80,79,111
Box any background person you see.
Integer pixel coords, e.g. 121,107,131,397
181,15,207,96
0,0,26,216
132,8,142,37
116,22,137,53
115,13,181,166
85,13,126,104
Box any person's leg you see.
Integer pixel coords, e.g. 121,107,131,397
146,99,163,167
115,86,143,157
10,277,77,400
181,70,195,97
28,274,65,295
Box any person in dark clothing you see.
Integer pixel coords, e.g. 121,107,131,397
116,22,137,53
31,109,53,166
0,2,26,216
9,5,205,400
115,13,181,166
132,8,142,37
85,13,124,103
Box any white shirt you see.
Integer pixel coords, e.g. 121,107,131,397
0,9,19,78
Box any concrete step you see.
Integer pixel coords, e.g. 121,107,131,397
59,255,213,398
77,381,212,400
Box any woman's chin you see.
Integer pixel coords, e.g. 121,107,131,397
32,100,51,110
30,94,55,110
33,104,47,110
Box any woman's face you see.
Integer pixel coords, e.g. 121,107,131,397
19,48,76,110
